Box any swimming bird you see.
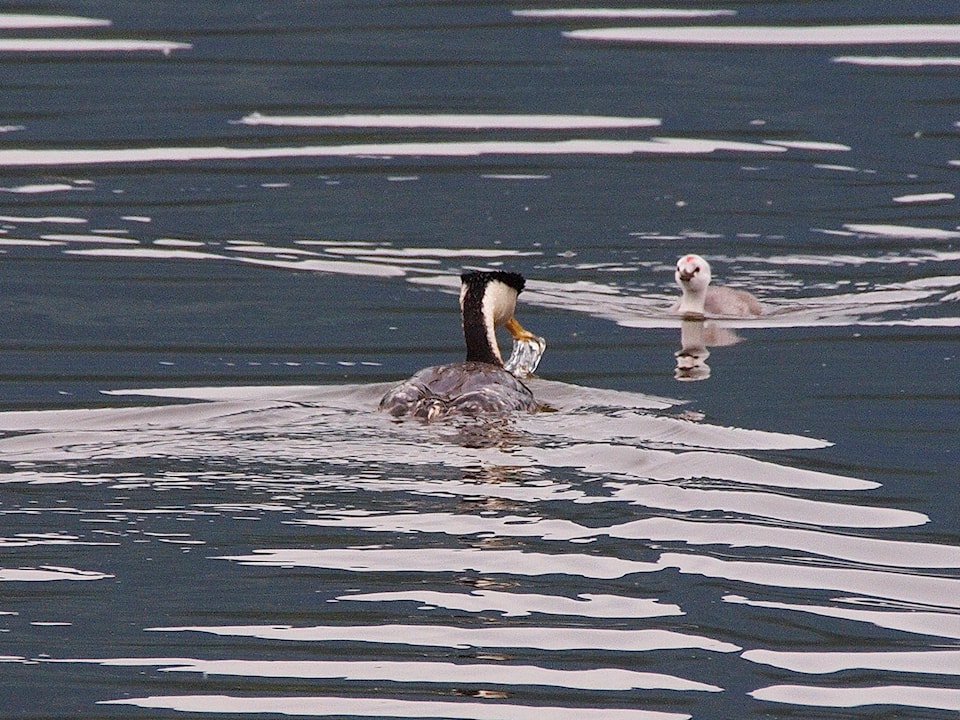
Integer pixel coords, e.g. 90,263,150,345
379,271,541,420
674,254,762,318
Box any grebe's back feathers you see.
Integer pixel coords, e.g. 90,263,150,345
379,362,536,420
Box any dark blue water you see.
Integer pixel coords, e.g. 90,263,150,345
0,2,959,718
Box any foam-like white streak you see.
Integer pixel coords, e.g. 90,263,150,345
101,695,690,720
73,657,717,692
153,238,204,247
224,244,320,256
754,251,960,267
306,511,950,569
763,140,850,151
42,233,139,245
892,192,955,204
0,14,110,28
482,173,549,180
660,553,960,608
614,518,956,568
0,183,78,193
0,533,117,548
148,622,740,653
238,112,662,129
215,547,659,579
844,223,960,239
64,247,408,277
0,138,785,166
521,442,862,488
515,8,735,19
65,247,223,262
750,684,960,712
0,238,65,247
815,163,860,173
608,483,925,528
0,39,191,53
520,404,831,450
868,317,960,327
318,246,539,259
0,566,112,582
835,55,960,67
724,595,960,641
336,589,683,618
0,215,86,224
303,512,590,541
744,648,960,676
229,253,410,277
566,24,960,45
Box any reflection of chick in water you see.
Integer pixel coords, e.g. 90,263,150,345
674,318,746,381
675,318,711,381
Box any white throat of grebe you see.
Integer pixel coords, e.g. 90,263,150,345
459,271,537,366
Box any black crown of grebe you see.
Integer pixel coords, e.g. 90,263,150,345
674,253,762,319
379,270,541,420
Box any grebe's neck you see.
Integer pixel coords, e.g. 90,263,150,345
461,282,502,365
459,271,524,365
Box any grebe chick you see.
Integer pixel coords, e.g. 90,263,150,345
379,271,541,420
674,254,762,319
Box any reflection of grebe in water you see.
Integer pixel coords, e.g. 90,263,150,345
379,271,543,420
673,254,762,319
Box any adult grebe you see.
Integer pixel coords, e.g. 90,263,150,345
674,254,762,319
379,271,541,420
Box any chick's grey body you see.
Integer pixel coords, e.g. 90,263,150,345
379,270,539,420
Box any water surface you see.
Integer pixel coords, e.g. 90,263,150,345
0,2,958,718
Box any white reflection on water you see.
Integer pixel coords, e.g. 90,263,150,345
237,112,663,129
725,594,960,641
335,588,683,618
101,695,691,720
1,206,956,330
1,379,958,715
58,656,718,692
835,55,960,67
0,14,110,29
302,512,958,569
0,39,190,53
0,137,788,166
893,192,955,204
514,9,736,20
148,623,740,653
750,685,960,712
744,648,960,675
565,24,960,45
0,566,113,581
215,546,660,579
661,553,960,608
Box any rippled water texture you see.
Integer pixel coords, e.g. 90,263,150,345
0,2,958,719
